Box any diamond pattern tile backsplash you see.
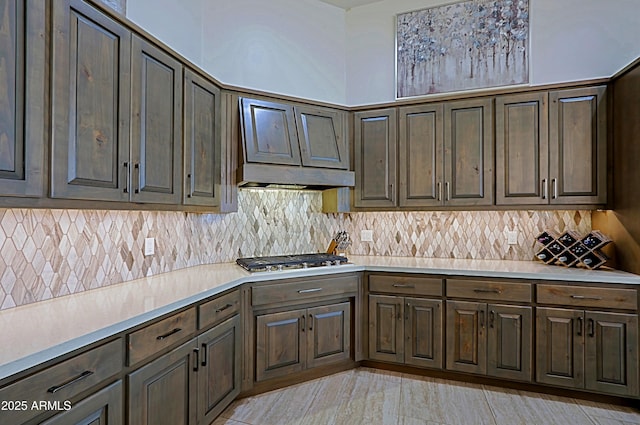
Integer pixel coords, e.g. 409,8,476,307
0,188,591,310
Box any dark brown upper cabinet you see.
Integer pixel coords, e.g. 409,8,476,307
497,86,606,206
295,104,349,169
51,0,131,202
130,35,182,204
549,86,607,205
0,0,46,197
359,98,493,209
240,98,301,166
353,108,397,208
444,98,494,207
183,69,221,207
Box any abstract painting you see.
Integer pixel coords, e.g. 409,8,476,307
396,0,529,97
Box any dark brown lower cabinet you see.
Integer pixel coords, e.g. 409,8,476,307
255,301,351,382
368,294,442,369
446,301,531,381
536,307,639,397
41,381,123,425
128,315,241,425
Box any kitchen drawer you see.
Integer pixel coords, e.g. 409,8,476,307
127,307,196,366
446,279,532,303
199,289,240,329
252,274,358,307
0,339,122,425
537,284,638,310
369,274,442,297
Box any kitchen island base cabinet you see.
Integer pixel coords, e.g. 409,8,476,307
536,307,639,397
41,381,123,425
255,302,351,382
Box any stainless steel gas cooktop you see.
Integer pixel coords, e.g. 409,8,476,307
236,253,349,272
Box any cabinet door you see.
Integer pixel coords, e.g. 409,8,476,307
240,98,301,166
255,308,306,382
445,300,486,374
50,0,131,201
486,304,532,381
398,104,444,207
0,0,45,197
535,307,584,389
444,98,493,206
585,311,639,397
294,105,349,169
354,108,397,208
496,92,549,205
131,35,182,204
183,69,221,207
128,339,197,425
549,86,607,205
368,294,404,363
197,315,241,424
405,297,442,369
41,381,123,425
307,302,351,369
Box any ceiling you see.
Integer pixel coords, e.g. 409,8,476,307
316,0,385,10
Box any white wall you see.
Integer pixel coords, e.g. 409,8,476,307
128,0,347,104
346,0,640,105
127,0,203,65
127,0,640,106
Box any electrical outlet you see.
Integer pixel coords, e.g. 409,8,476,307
144,237,155,256
507,230,518,245
361,229,374,242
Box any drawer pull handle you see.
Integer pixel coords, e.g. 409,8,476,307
156,327,182,340
47,370,94,393
570,295,602,300
298,288,322,294
392,284,415,288
215,303,234,313
473,289,501,294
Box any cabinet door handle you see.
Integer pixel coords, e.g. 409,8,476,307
215,303,234,313
392,283,415,288
309,314,313,331
301,315,305,332
186,173,192,198
541,179,547,199
570,295,602,301
437,182,442,201
473,288,501,294
588,318,595,337
552,178,557,199
193,348,199,372
577,317,583,336
298,288,322,294
489,310,495,328
479,309,485,329
47,370,94,393
123,162,129,193
156,327,182,340
201,343,207,366
134,163,140,194
445,182,451,201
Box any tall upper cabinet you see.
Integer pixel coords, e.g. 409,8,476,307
496,86,607,206
0,0,46,197
51,0,183,204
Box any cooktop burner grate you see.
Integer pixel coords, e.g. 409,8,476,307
236,253,349,272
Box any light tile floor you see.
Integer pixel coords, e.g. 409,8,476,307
214,368,640,425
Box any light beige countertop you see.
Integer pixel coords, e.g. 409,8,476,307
1,256,639,381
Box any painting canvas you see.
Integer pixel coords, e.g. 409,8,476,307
396,0,529,97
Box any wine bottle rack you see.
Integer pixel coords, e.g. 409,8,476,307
535,230,611,270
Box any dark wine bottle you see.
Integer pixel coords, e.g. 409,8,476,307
580,251,608,269
581,231,612,250
556,250,578,267
558,231,580,248
569,242,589,257
548,242,564,255
535,248,555,264
535,231,557,246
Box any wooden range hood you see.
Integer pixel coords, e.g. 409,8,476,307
237,97,355,190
